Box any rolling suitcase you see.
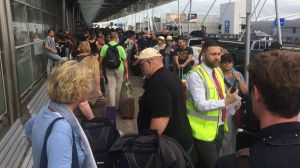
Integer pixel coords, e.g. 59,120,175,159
120,80,135,119
104,106,117,123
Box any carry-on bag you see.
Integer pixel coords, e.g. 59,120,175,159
81,117,119,167
120,80,135,119
104,129,194,168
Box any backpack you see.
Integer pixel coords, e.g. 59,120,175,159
104,129,194,168
81,117,119,167
105,43,121,69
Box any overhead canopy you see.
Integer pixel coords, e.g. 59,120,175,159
78,0,175,25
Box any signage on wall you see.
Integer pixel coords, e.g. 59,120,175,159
224,20,230,34
274,18,285,27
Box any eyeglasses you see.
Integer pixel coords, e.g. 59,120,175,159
140,59,151,66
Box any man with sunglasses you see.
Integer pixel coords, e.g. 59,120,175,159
137,48,193,153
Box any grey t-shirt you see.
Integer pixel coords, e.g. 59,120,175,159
225,71,245,94
44,35,56,54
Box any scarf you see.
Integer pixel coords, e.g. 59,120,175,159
49,101,97,168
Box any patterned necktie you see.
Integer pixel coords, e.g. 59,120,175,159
212,69,226,122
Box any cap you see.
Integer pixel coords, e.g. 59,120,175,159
137,48,162,60
166,35,173,41
158,36,165,41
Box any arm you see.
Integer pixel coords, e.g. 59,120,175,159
148,84,172,134
120,47,129,79
123,59,129,80
233,72,249,95
182,47,193,67
187,72,226,112
238,80,248,95
150,117,170,135
79,100,94,120
182,53,193,67
99,44,107,70
174,55,180,68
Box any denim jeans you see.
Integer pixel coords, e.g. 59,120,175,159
47,53,63,77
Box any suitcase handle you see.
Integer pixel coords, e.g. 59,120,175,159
82,118,112,128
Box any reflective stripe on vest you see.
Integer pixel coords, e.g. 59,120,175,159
186,65,227,141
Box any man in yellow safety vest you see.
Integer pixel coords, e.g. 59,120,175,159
186,41,239,168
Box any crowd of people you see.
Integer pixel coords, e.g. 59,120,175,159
25,27,300,168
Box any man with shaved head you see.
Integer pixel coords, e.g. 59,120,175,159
99,31,128,111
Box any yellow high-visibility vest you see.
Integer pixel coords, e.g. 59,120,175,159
186,64,228,142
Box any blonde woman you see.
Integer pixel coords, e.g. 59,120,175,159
25,60,97,168
76,53,106,122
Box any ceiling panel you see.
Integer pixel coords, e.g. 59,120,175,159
77,0,175,25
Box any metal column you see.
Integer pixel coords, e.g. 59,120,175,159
188,0,192,37
62,0,66,31
178,0,182,36
275,0,282,45
245,0,252,85
0,0,21,123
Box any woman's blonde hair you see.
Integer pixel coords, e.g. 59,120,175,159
78,41,91,53
47,60,95,104
80,56,100,82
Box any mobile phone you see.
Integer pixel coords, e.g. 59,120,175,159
224,79,237,93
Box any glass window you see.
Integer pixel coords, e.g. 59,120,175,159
42,12,52,37
16,46,34,94
27,6,43,42
11,2,29,46
26,0,42,8
0,50,6,118
31,43,46,80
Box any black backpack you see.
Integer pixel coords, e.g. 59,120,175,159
104,130,194,168
105,43,121,69
81,117,119,167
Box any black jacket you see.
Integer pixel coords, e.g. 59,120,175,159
216,122,300,168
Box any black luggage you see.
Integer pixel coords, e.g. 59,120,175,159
81,118,120,167
104,130,194,168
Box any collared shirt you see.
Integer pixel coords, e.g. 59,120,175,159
186,62,225,125
25,106,85,168
216,122,300,168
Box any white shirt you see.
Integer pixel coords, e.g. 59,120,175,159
186,62,225,125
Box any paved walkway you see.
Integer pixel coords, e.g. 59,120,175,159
115,74,144,134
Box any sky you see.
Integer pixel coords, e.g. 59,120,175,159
106,0,300,24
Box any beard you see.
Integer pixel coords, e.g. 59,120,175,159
205,59,220,68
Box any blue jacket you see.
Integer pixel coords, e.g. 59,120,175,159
25,106,85,168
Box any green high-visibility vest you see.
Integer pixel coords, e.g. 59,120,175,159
186,64,228,142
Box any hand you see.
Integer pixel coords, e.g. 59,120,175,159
225,88,238,106
234,102,241,110
124,72,129,80
233,72,241,82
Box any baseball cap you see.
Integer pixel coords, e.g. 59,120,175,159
137,48,162,60
158,36,165,41
166,35,173,41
